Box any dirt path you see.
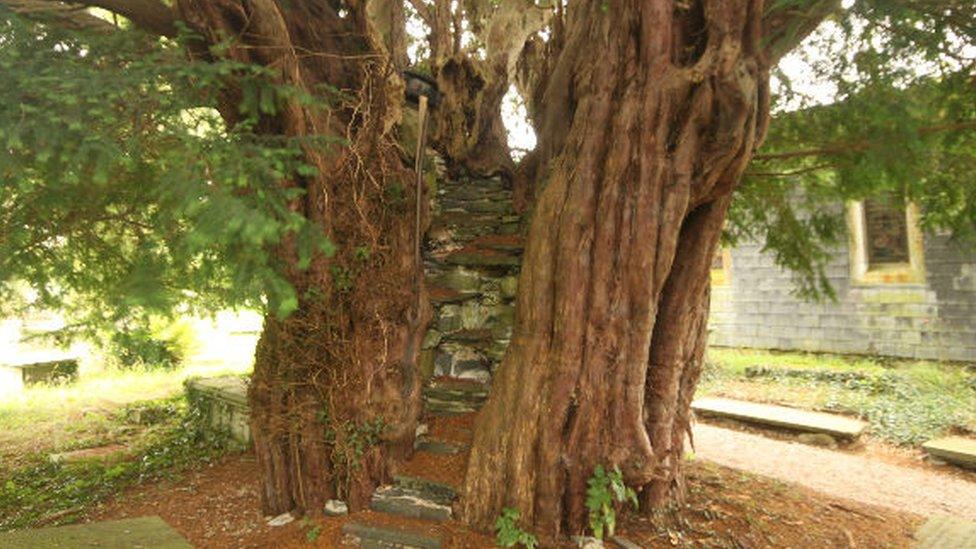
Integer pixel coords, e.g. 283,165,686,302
693,423,976,521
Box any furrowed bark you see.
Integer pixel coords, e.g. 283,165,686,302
174,0,424,515
461,0,775,538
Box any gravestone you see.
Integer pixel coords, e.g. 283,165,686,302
0,355,78,393
185,376,251,444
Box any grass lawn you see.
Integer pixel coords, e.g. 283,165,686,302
0,327,257,470
700,347,976,446
0,325,257,531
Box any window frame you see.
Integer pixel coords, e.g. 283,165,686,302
847,200,925,285
710,247,732,286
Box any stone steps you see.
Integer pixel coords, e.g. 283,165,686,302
341,521,441,549
922,436,976,469
422,378,489,417
369,476,456,522
415,436,468,455
691,397,868,440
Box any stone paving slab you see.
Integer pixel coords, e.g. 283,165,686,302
415,436,467,455
923,437,976,470
342,521,441,548
913,515,976,548
0,516,191,548
370,485,453,522
692,397,867,439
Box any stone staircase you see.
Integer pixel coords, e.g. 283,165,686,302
341,172,514,547
340,382,484,548
421,173,522,384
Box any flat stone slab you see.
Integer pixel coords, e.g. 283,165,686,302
0,356,78,392
342,522,441,549
0,516,192,548
370,484,453,522
692,397,867,439
914,515,976,548
50,444,130,465
186,375,248,406
393,475,457,504
923,437,976,469
415,437,467,455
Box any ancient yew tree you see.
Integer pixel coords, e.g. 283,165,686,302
1,0,429,515
457,0,976,538
3,0,975,541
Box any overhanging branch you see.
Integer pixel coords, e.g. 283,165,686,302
762,0,841,63
1,0,177,37
753,119,976,161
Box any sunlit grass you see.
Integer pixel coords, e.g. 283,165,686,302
0,328,257,467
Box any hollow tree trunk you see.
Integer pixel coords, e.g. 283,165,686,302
175,1,426,515
461,0,770,538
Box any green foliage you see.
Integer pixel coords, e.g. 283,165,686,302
103,315,198,370
586,465,638,540
732,2,976,299
703,349,976,446
0,13,338,333
494,507,538,549
0,396,236,531
299,517,322,542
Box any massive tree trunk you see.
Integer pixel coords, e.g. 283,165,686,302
175,1,425,515
461,0,772,537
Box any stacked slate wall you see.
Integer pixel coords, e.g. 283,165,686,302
421,171,522,383
709,232,976,362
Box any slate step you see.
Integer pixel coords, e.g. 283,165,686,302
370,479,454,522
341,522,441,549
423,382,489,405
691,397,867,440
393,475,458,501
438,199,515,215
444,248,521,268
415,436,468,455
922,436,976,469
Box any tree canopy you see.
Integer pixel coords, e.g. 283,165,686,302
0,13,336,334
1,1,973,325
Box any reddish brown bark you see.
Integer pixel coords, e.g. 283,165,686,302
461,0,772,538
174,1,425,515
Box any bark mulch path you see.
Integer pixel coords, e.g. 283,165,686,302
694,422,976,521
83,413,926,547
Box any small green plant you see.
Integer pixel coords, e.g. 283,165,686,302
494,507,538,548
300,517,321,542
0,395,235,531
586,465,638,540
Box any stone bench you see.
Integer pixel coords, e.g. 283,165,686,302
922,436,976,470
0,355,78,392
692,397,868,440
185,376,251,445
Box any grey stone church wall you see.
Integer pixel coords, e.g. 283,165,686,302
421,169,976,368
709,233,976,362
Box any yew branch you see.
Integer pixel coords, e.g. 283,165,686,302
1,0,177,36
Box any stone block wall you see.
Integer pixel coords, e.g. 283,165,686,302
421,172,522,383
709,232,976,361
